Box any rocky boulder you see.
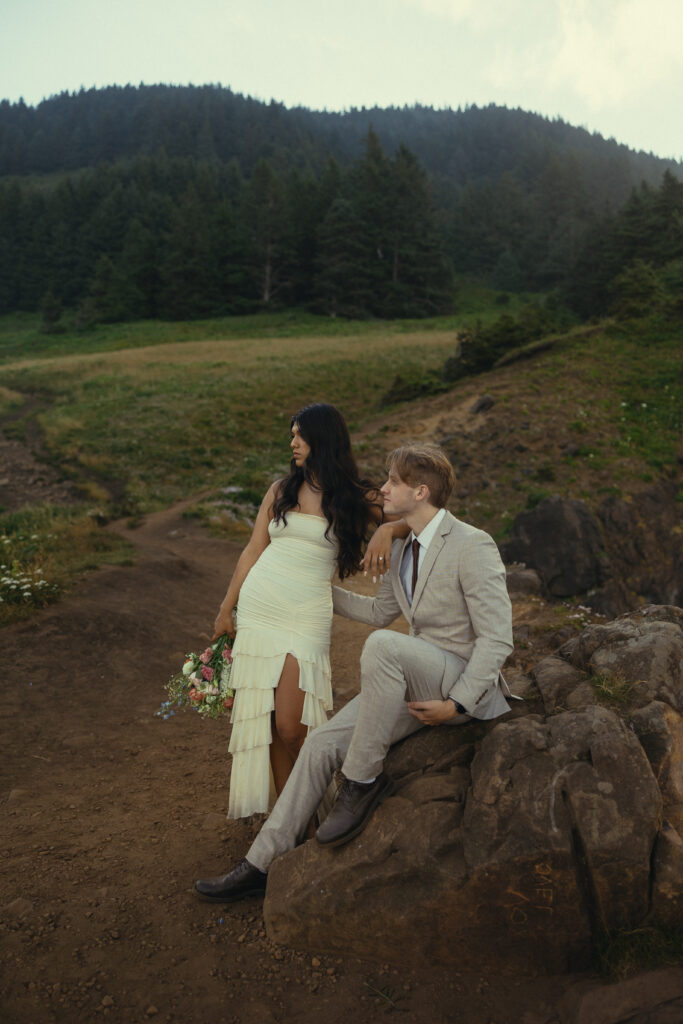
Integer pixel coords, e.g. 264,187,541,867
506,564,544,597
264,606,682,973
265,709,662,971
631,700,683,832
501,482,682,617
530,655,593,713
596,480,683,612
559,605,683,711
500,496,605,597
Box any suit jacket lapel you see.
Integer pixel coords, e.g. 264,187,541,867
411,514,454,614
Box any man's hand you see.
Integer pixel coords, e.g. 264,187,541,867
361,522,394,582
406,699,458,726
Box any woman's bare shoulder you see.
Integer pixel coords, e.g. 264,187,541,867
260,478,285,516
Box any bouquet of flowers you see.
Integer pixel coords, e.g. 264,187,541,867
158,633,235,721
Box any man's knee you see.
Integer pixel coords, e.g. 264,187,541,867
300,707,355,770
360,629,397,669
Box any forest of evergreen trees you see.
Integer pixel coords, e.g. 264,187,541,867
0,85,680,325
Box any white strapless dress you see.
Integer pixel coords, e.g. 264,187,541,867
227,512,337,818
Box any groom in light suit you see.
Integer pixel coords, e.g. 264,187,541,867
195,444,513,901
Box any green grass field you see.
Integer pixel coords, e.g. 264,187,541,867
1,300,680,625
1,327,460,511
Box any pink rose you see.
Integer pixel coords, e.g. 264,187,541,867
189,689,203,702
199,648,213,664
222,647,232,662
201,666,214,681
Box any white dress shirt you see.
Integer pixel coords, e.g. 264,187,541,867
399,507,446,604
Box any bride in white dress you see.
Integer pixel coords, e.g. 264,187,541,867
212,403,404,819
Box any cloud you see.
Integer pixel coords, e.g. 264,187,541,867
546,0,683,108
471,0,683,113
401,0,547,31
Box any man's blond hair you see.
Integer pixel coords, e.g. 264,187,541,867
387,444,455,508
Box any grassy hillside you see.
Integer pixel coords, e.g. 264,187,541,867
354,316,681,543
1,305,680,624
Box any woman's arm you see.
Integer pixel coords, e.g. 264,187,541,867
212,482,279,639
361,517,410,581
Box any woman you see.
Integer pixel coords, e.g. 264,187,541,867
213,403,402,819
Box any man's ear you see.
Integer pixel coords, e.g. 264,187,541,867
415,483,430,502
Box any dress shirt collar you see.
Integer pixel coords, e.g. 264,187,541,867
410,507,446,552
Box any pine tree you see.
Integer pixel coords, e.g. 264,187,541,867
240,159,291,306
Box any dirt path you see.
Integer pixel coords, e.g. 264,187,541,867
1,501,588,1024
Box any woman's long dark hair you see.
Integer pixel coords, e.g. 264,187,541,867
272,403,381,579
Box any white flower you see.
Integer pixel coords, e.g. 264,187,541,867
182,660,194,677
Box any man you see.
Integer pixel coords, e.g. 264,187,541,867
195,444,513,902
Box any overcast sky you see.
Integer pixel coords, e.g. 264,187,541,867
2,0,682,160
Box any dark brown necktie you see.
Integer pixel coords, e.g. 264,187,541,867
411,538,420,598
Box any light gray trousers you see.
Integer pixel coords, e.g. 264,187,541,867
247,630,467,872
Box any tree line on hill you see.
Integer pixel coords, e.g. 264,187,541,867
0,85,681,327
2,85,677,190
0,132,451,322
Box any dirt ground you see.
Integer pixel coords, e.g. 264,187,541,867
0,484,614,1024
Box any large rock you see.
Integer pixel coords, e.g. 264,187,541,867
558,967,683,1024
506,564,544,597
650,823,683,928
560,606,683,711
597,480,683,612
264,708,661,971
530,655,593,714
502,482,682,615
263,607,680,972
631,701,683,832
501,496,605,597
546,709,660,932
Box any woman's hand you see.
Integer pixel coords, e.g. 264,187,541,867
361,522,395,582
213,606,236,642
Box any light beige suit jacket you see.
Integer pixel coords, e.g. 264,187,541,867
332,510,513,719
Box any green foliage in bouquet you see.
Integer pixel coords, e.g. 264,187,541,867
158,633,234,721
